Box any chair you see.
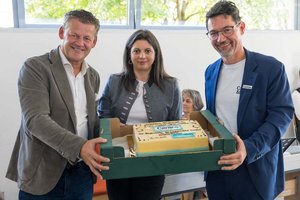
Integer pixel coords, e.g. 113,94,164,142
93,178,108,200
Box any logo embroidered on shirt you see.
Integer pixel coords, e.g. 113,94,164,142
236,86,241,94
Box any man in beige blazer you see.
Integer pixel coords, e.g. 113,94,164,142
6,9,110,199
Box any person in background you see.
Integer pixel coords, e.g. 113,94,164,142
98,29,182,200
181,89,206,200
292,70,300,142
182,89,204,120
204,1,294,200
6,9,110,200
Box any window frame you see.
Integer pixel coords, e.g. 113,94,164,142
296,0,300,29
14,0,135,29
12,0,300,30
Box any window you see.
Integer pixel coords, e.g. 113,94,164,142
137,0,213,29
17,0,134,28
5,0,300,30
237,0,295,30
137,0,296,30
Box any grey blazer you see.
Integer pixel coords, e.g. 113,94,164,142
6,47,100,195
98,74,182,123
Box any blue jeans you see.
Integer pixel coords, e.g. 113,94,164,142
19,162,93,200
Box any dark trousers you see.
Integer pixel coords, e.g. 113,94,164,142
19,162,93,200
106,175,165,200
206,164,263,200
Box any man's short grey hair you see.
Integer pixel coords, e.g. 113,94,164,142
63,9,100,36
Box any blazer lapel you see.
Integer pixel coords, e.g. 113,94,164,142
206,59,222,114
237,50,257,130
49,48,77,131
84,69,97,139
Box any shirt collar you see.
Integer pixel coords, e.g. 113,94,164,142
59,46,89,76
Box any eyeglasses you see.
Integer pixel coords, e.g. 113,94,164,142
206,22,241,40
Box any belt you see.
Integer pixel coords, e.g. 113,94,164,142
66,161,86,169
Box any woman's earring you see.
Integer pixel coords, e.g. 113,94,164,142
128,60,132,65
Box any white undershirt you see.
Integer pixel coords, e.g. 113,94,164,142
215,59,245,134
126,80,148,125
59,47,88,139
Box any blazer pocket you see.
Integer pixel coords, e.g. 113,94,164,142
255,106,266,113
18,135,45,181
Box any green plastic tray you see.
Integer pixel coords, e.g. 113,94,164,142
100,110,236,180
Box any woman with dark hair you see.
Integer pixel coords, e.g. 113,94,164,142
98,29,182,200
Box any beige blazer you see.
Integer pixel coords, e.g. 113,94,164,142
6,47,100,195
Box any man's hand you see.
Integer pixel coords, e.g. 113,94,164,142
218,134,247,170
80,137,110,179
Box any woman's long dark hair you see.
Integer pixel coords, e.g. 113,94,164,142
121,29,173,92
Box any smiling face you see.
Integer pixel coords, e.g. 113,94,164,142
207,15,245,64
130,39,155,75
59,18,97,68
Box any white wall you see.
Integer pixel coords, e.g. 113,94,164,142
1,28,300,199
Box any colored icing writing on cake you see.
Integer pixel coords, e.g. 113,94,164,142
132,120,209,156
